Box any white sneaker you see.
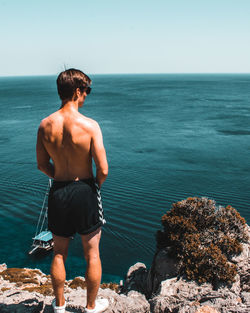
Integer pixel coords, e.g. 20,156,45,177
52,298,67,313
84,298,109,313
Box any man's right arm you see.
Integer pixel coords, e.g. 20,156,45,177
36,123,55,179
91,121,108,188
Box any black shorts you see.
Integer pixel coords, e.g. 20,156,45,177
48,178,106,237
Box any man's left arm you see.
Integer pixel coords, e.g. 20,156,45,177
36,125,55,178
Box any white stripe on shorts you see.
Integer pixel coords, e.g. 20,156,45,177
95,182,106,225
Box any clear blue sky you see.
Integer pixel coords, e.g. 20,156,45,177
0,0,250,76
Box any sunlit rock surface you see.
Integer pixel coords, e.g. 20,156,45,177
0,198,249,312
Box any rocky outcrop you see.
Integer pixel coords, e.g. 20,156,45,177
122,225,250,313
150,275,249,313
0,264,150,313
0,210,249,312
0,234,249,313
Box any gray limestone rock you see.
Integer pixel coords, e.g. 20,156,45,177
149,271,250,313
241,291,250,305
98,289,150,313
122,262,148,295
194,306,220,313
0,221,249,313
0,264,7,273
0,290,45,312
0,264,150,313
146,247,180,297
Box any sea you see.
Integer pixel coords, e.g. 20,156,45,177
0,74,249,283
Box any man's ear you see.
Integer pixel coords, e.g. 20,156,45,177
73,88,80,101
76,88,81,97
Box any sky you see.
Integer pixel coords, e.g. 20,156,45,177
0,0,250,76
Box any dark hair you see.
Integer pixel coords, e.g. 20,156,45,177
56,68,91,101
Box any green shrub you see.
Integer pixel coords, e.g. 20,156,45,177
156,197,248,286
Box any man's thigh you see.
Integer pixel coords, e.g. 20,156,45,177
52,234,71,256
80,227,102,259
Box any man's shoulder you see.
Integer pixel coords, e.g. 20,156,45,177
77,114,100,131
38,113,60,136
39,112,60,128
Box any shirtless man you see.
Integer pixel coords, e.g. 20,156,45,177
36,69,109,313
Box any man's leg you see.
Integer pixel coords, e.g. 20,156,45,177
51,234,71,306
81,228,102,310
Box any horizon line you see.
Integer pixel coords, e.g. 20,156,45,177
0,72,250,78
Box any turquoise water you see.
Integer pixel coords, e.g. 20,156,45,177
0,74,249,282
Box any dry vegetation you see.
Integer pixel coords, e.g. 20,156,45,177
101,282,119,292
1,287,10,292
0,267,120,296
0,268,54,296
68,277,87,289
23,283,54,296
0,268,41,284
156,197,249,286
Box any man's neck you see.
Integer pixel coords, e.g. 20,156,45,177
60,100,79,111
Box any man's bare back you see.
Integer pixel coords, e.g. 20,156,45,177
36,79,108,187
37,107,106,181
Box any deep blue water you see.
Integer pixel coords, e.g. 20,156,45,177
0,74,249,282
